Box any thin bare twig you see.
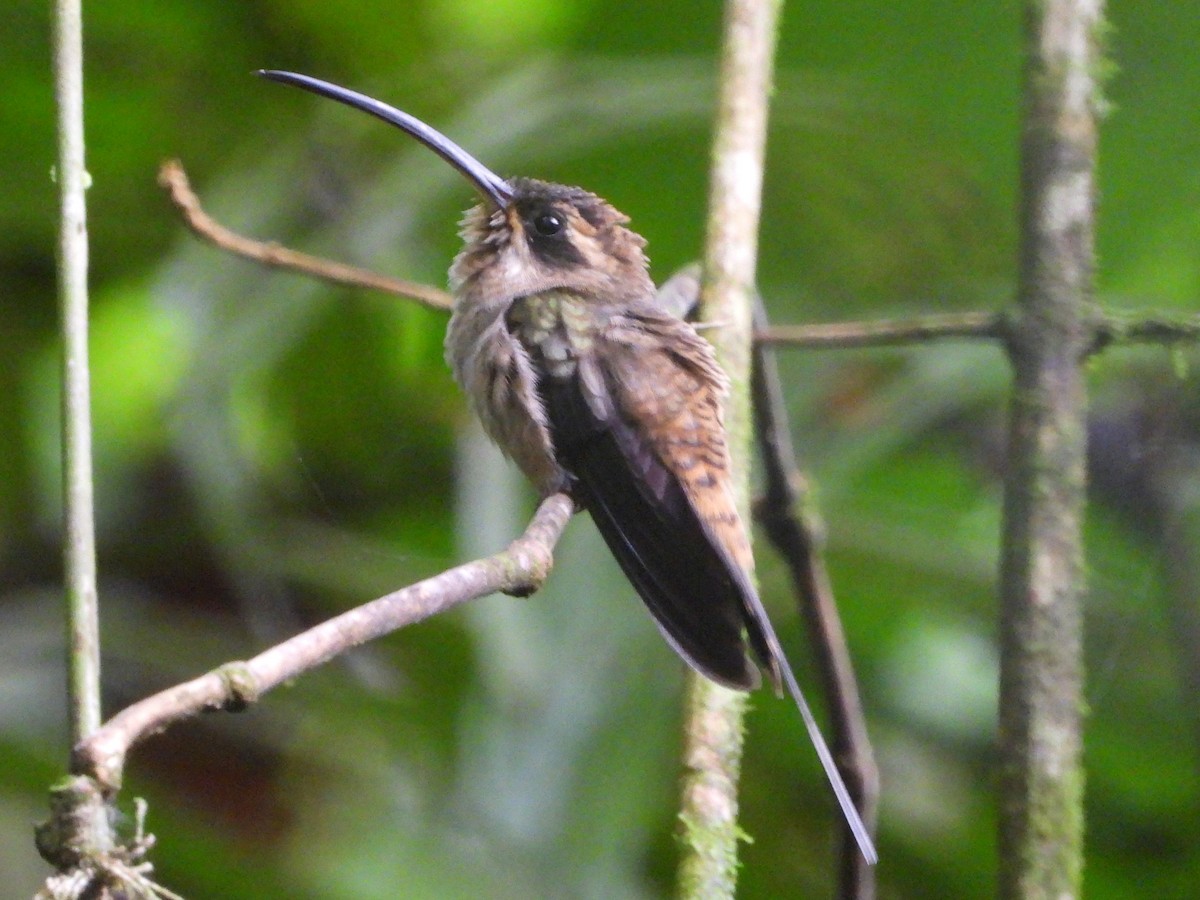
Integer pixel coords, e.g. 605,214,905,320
73,492,573,792
157,159,453,311
751,299,878,900
758,311,1007,348
760,309,1200,352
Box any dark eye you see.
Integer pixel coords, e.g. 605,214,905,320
533,212,563,236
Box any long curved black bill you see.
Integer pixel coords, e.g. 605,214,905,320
258,70,513,209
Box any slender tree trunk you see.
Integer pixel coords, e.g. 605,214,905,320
54,0,101,752
997,0,1102,896
676,0,780,896
44,0,117,889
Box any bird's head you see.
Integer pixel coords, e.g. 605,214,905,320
258,71,653,306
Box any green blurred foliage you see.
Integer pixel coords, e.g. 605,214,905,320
3,1,1199,897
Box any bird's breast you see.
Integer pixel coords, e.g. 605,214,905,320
507,291,596,380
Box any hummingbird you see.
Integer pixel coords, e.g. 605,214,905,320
259,70,876,863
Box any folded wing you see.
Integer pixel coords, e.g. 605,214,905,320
537,308,777,690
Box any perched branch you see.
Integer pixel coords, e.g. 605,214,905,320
751,299,878,900
73,492,573,791
158,159,453,311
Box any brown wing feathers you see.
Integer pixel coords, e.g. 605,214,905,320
539,364,759,689
534,311,777,690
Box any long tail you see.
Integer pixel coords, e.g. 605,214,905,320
543,369,878,863
736,573,879,864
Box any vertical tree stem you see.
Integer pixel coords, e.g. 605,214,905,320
677,0,781,896
998,0,1101,896
54,0,102,747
